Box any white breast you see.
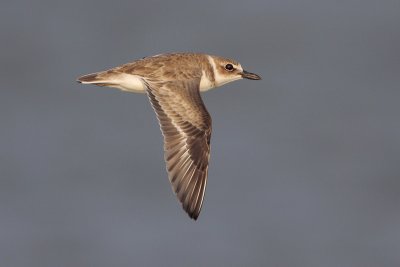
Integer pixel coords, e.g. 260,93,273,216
199,70,215,91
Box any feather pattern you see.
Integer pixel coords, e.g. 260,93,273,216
145,79,211,220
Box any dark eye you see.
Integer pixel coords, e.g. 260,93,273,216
225,64,234,71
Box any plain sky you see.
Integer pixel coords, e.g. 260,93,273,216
1,0,400,266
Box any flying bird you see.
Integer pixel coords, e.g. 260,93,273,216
77,52,261,220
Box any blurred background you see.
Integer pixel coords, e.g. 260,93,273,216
1,0,399,266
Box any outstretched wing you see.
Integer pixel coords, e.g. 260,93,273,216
145,79,212,220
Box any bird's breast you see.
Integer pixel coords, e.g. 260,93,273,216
199,70,216,92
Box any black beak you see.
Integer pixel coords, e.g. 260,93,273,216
241,70,262,80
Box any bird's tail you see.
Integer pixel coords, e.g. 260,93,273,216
76,71,115,87
77,69,146,93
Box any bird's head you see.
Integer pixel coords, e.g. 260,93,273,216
210,55,261,88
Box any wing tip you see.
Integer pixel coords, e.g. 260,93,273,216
188,210,200,221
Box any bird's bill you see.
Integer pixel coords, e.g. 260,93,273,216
241,70,262,80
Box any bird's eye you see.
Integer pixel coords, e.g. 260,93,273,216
225,64,234,71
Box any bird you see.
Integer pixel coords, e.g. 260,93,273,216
77,52,261,220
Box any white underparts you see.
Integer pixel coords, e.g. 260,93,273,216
199,56,219,92
207,55,223,87
199,70,214,92
105,73,146,93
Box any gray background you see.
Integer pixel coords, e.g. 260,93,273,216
1,0,399,266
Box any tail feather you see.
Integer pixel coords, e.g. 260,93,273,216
77,69,146,93
77,72,103,84
76,71,118,88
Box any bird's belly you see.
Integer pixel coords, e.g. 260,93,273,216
113,74,146,93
